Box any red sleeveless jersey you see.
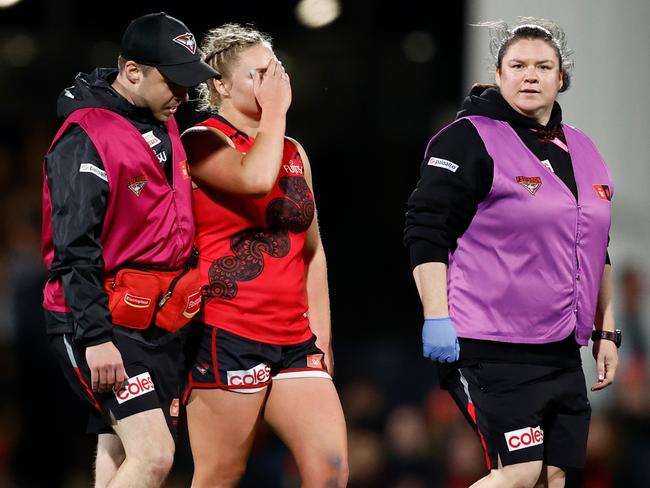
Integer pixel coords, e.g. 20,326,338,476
193,116,314,344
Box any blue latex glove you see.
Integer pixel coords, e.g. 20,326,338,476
422,317,460,363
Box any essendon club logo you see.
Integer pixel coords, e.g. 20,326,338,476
516,176,542,195
504,426,544,451
194,362,210,375
127,176,147,196
593,184,612,201
172,32,197,54
114,372,155,404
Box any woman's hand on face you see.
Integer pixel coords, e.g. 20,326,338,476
251,57,292,116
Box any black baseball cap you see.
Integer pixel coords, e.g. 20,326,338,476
121,12,220,87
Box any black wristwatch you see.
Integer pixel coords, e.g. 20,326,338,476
591,329,622,348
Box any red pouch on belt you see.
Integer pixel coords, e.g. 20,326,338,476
104,250,203,333
154,267,203,333
104,269,161,330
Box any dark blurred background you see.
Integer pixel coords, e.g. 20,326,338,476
1,0,648,487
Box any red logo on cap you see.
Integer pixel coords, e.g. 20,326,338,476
173,33,196,55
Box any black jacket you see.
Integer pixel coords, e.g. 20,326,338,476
45,68,174,346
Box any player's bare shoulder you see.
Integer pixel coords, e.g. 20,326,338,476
181,125,235,162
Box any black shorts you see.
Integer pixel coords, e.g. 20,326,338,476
445,362,591,470
183,324,330,402
49,330,184,437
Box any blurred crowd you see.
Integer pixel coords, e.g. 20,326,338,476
0,109,648,488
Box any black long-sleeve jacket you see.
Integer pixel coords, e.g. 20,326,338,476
44,68,173,346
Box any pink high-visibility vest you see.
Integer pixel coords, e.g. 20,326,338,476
42,108,195,312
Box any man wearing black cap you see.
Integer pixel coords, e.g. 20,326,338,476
41,13,218,487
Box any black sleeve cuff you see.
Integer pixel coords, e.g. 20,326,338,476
409,240,449,269
76,330,113,348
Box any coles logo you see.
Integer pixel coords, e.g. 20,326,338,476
504,426,544,452
182,292,202,319
227,363,271,387
114,372,155,404
124,293,151,309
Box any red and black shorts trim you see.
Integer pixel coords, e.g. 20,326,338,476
443,362,591,470
49,331,184,437
183,323,330,402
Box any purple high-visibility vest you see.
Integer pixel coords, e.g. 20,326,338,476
445,116,612,346
42,107,195,312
